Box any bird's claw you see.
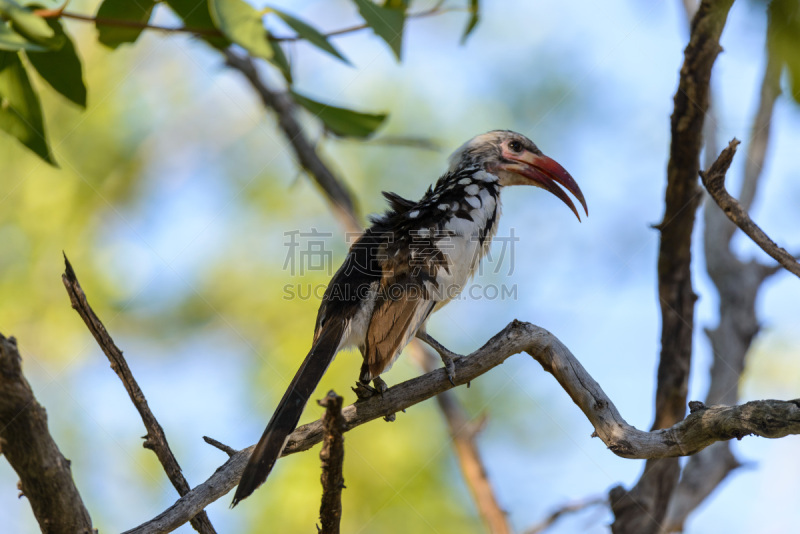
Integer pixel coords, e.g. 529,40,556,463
353,381,376,400
373,377,388,396
416,331,462,386
353,378,389,401
442,354,458,386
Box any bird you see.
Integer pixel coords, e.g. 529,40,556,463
232,130,587,506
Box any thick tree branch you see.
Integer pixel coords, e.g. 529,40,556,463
612,1,734,531
318,391,345,534
123,321,800,534
0,334,94,534
655,0,733,433
61,256,216,534
700,141,800,279
665,45,784,532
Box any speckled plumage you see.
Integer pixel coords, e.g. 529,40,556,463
233,130,586,506
333,164,504,380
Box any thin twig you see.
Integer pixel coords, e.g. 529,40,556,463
36,9,223,37
318,391,346,534
35,5,455,42
275,5,456,42
362,135,443,151
612,1,735,532
123,320,800,534
203,436,237,458
522,496,607,534
700,140,800,279
0,334,94,534
61,256,216,534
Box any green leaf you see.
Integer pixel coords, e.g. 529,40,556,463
291,90,386,138
461,0,479,44
208,0,273,60
0,21,48,51
0,0,60,48
0,51,55,164
270,7,349,64
26,19,86,107
164,0,229,49
769,0,800,105
351,0,405,60
95,0,156,48
268,38,292,83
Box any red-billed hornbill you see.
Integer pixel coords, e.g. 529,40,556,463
232,130,587,505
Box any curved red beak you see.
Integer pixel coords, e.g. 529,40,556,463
500,152,588,221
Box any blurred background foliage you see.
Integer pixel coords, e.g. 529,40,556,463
1,0,800,533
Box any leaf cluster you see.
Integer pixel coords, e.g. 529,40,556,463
0,0,482,164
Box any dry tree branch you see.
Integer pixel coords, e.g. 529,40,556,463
203,436,237,457
224,45,511,533
522,496,607,534
318,391,346,534
61,256,216,534
123,320,800,534
610,1,734,531
655,0,734,431
665,43,784,533
700,143,800,278
0,334,94,534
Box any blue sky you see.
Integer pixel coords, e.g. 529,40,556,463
2,0,800,532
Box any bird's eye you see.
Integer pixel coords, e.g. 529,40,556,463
508,140,522,152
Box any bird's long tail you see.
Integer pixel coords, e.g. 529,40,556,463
232,320,345,506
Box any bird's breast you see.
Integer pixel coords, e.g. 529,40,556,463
432,191,500,305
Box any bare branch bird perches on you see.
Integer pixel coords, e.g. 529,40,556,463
124,319,800,534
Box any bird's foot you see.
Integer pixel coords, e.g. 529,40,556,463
440,352,460,386
416,331,462,386
372,376,388,395
352,378,389,400
353,381,376,400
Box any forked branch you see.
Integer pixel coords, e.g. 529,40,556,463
700,140,800,279
61,256,216,534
